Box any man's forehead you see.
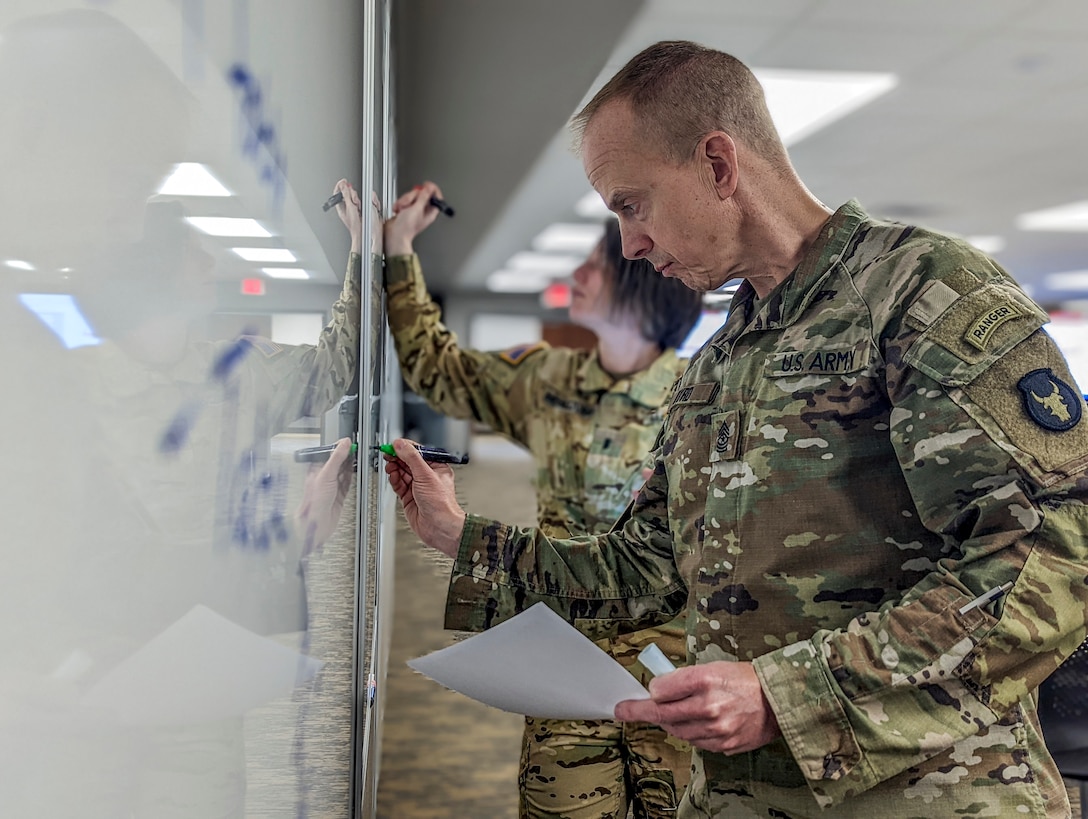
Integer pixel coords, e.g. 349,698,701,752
581,108,646,193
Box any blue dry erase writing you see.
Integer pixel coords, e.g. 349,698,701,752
638,643,677,677
210,333,255,382
159,398,204,454
229,454,289,550
227,63,287,212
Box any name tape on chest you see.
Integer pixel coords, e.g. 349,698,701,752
543,391,595,416
765,342,870,378
671,382,721,407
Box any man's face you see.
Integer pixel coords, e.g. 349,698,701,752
581,102,737,293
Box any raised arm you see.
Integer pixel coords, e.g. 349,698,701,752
381,182,547,443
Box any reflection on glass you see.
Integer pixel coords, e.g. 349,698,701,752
0,7,366,817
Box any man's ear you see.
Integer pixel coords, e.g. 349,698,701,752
702,132,738,200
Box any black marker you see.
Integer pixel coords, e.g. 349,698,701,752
427,195,455,217
322,190,454,217
372,443,469,464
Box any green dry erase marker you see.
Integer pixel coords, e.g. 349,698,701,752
372,443,469,464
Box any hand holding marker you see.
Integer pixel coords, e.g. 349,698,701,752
323,189,455,217
294,441,469,465
306,186,459,468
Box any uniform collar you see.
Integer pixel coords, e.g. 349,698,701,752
576,347,684,408
715,200,868,343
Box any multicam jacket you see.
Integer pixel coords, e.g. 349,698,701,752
443,202,1088,816
384,253,689,676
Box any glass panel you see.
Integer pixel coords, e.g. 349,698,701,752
0,3,384,816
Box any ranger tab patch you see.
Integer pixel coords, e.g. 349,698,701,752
1017,368,1083,431
964,300,1022,351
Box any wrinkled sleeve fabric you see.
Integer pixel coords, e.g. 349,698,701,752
444,456,688,638
753,268,1088,805
384,253,544,444
238,251,361,431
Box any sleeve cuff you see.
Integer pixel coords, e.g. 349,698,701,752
443,514,510,631
753,641,874,806
384,253,420,285
451,513,508,578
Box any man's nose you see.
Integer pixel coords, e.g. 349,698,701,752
620,227,651,260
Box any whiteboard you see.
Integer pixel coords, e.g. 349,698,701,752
0,3,386,816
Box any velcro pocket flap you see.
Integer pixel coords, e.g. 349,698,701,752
903,281,1048,386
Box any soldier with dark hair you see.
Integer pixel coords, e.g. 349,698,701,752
385,41,1088,818
335,178,702,818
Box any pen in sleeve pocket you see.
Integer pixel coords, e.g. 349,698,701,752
958,581,1014,615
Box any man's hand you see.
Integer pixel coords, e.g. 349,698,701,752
383,182,444,256
614,661,781,755
296,437,355,556
383,438,467,557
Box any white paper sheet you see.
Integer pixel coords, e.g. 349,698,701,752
81,604,323,725
407,602,650,719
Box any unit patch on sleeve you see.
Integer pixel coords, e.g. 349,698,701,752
498,341,546,366
1017,368,1083,431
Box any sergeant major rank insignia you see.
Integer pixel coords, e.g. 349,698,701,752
1017,368,1083,431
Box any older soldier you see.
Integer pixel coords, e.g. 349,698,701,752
384,40,1088,818
355,179,703,818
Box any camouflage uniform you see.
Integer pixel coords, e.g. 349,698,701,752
443,202,1088,818
384,253,692,818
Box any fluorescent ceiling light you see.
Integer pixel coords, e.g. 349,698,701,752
157,163,232,197
186,217,272,238
966,235,1006,255
575,191,611,218
532,223,605,255
232,247,297,263
755,69,898,146
1045,271,1088,291
18,293,101,349
506,251,582,277
486,270,550,293
261,267,309,280
1017,201,1088,232
5,259,34,271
